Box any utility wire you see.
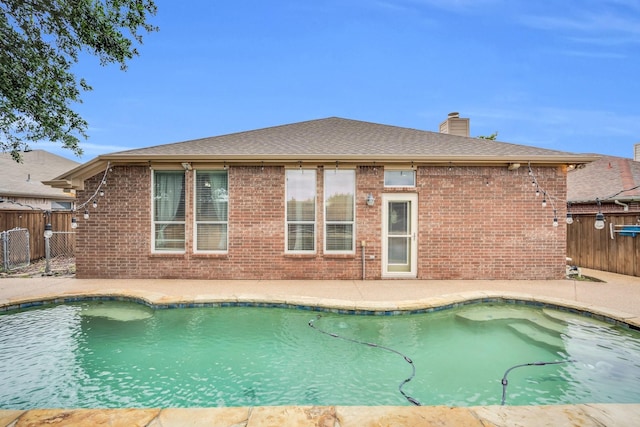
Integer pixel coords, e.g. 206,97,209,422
600,185,640,201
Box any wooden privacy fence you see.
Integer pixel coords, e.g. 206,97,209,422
567,213,640,277
0,210,75,261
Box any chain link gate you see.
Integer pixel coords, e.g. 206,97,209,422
50,231,75,258
1,228,30,272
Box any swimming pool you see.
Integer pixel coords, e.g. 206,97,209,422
1,300,639,409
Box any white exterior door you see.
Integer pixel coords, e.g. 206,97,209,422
382,193,418,278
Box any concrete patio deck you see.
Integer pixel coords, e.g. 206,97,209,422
1,269,639,426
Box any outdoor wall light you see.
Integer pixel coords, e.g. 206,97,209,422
44,223,53,239
594,212,606,230
366,193,375,206
594,198,605,230
508,163,520,171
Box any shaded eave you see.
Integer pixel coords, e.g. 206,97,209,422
0,189,75,200
44,153,599,190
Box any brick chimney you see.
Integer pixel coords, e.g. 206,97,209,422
439,112,470,137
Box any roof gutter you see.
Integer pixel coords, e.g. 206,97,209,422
569,196,640,204
44,153,599,190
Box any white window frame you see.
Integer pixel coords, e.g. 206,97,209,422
285,169,316,253
324,169,355,254
151,169,186,254
384,170,416,187
193,169,228,254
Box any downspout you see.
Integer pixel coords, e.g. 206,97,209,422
614,200,629,211
361,240,366,280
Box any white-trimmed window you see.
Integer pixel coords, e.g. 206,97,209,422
384,170,415,187
153,170,186,252
324,169,355,253
195,170,228,252
286,169,316,252
51,201,73,211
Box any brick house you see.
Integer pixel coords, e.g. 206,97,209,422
46,115,595,280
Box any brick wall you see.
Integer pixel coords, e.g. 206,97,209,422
415,166,566,279
75,164,567,280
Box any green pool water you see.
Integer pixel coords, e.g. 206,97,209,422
1,301,639,409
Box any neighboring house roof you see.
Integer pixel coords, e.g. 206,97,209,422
46,117,598,190
0,150,79,200
567,155,640,203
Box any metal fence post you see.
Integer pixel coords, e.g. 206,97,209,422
1,231,7,271
44,222,52,275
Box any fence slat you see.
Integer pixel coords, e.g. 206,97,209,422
0,210,74,261
567,213,639,277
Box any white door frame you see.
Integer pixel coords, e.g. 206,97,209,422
381,193,418,278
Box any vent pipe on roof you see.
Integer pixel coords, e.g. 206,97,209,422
635,143,639,162
439,112,470,137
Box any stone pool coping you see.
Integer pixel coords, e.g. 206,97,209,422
2,289,640,330
1,271,640,426
2,403,640,426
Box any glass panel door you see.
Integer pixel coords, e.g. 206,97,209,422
382,194,418,277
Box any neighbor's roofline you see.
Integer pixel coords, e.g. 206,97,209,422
569,196,640,204
43,153,599,190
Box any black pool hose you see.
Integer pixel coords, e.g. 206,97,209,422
500,360,576,405
308,315,422,406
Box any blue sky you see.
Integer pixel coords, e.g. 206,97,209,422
44,0,640,161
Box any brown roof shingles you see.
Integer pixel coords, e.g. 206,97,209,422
48,117,599,189
0,150,79,199
107,117,588,160
568,155,640,203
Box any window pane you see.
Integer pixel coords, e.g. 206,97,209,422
388,202,409,234
388,237,409,264
154,171,185,221
325,170,354,221
326,224,353,251
154,223,185,250
384,170,415,187
154,171,185,252
196,171,228,221
197,224,227,251
287,224,314,251
287,200,315,222
286,171,315,221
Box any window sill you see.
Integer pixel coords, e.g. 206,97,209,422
283,253,318,259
